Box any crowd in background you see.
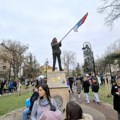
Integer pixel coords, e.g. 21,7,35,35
0,79,22,96
0,73,119,120
67,73,117,104
0,76,48,96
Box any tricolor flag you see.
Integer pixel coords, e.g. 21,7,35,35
73,12,88,32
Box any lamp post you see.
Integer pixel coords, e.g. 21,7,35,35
82,42,96,77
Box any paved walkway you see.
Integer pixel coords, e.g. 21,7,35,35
70,93,106,120
81,104,106,120
71,92,117,120
0,92,117,120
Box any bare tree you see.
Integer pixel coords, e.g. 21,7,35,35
105,39,120,54
98,0,120,27
62,51,76,75
1,40,28,80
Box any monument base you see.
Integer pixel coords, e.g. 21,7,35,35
47,71,69,118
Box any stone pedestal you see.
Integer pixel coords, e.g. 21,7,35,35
47,71,69,118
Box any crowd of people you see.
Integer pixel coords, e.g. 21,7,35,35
0,72,119,120
0,79,22,96
67,73,118,103
67,74,100,104
66,73,120,120
21,72,120,120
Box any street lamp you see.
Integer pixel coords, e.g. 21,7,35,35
82,42,96,77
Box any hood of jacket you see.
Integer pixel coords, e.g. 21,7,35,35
38,97,49,106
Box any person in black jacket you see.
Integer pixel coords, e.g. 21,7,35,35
51,37,63,71
111,76,120,120
83,77,90,103
23,85,39,120
91,79,100,104
68,76,74,93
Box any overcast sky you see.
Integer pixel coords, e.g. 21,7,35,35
0,0,120,67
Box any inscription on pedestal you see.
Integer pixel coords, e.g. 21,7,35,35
47,71,67,88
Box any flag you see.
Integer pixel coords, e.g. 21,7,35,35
73,12,88,32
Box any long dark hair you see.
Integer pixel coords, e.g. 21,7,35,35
39,83,56,111
39,83,51,99
65,101,83,120
51,37,57,44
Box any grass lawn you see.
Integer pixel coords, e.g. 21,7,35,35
0,91,30,116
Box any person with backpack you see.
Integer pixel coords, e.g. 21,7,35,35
23,85,39,120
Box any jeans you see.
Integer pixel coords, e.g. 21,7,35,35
93,92,100,103
85,93,90,103
23,107,31,120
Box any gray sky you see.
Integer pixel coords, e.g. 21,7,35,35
0,0,120,67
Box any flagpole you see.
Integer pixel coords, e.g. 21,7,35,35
60,24,77,42
60,12,88,42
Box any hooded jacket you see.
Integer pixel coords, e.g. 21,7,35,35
38,109,62,120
